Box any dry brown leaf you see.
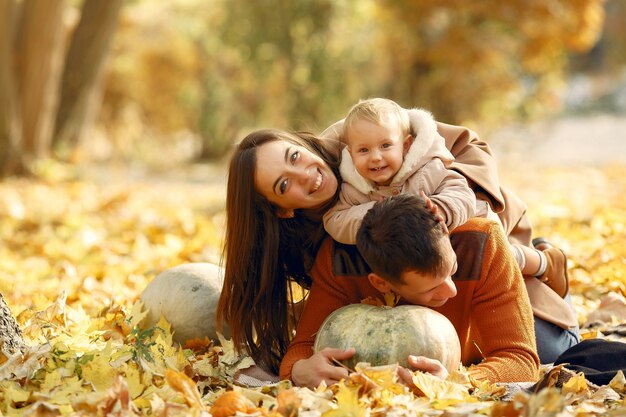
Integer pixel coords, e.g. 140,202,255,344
275,388,301,417
165,369,204,409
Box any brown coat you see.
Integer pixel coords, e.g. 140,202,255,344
321,116,577,329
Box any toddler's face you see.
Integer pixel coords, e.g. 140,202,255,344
346,116,410,186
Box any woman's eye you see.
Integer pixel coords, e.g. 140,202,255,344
290,151,299,164
279,179,288,194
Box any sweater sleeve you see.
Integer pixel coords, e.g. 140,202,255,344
323,184,376,244
279,239,355,381
417,158,476,231
467,221,539,382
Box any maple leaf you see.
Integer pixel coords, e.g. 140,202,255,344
0,343,51,381
470,378,507,401
1,380,32,407
165,369,204,409
349,363,406,402
184,337,213,352
561,372,589,395
609,370,626,395
291,387,335,413
382,291,400,307
359,291,399,307
80,343,118,391
98,375,140,416
215,333,255,377
410,371,473,404
526,388,564,415
322,382,366,417
125,300,150,334
276,388,301,417
359,296,383,307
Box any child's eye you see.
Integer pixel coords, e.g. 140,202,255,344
358,148,368,153
279,179,288,194
382,143,392,148
290,151,299,164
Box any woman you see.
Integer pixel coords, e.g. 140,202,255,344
217,130,343,374
217,116,579,375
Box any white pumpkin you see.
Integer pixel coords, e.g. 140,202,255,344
139,263,230,343
314,303,461,372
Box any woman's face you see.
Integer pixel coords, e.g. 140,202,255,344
254,140,339,212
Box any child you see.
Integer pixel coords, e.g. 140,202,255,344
323,98,476,243
323,97,569,299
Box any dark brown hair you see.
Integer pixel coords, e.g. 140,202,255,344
356,194,447,284
217,129,342,373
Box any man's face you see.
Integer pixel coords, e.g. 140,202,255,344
386,236,458,308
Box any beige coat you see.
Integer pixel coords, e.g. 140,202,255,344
323,109,476,244
321,110,577,329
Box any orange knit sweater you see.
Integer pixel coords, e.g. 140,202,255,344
279,218,539,383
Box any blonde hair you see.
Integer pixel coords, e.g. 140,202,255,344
343,98,410,140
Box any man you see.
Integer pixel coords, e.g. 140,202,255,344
279,194,539,387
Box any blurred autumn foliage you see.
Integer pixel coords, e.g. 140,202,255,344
2,0,625,176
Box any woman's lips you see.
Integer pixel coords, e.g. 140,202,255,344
310,169,323,194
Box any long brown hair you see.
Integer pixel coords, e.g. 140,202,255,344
217,129,342,373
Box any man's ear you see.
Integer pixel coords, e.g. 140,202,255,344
368,272,392,293
276,208,295,218
403,134,414,154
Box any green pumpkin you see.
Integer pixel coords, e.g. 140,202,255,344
314,303,461,372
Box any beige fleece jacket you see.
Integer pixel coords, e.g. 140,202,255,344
323,108,476,244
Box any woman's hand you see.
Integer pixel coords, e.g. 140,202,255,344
291,347,356,388
397,355,449,386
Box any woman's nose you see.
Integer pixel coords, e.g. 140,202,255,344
291,166,310,181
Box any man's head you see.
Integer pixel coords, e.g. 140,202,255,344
356,194,458,307
343,98,413,186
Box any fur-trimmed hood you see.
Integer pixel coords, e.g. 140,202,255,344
339,108,454,194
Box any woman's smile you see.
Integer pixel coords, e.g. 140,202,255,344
310,169,323,194
255,140,338,210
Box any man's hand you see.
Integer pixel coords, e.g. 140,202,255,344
291,347,356,388
397,355,449,386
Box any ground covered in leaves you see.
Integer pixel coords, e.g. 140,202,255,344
0,158,625,416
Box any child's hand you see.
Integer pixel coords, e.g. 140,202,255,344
420,191,448,232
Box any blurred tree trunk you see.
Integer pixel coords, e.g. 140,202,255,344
15,0,66,158
0,0,23,177
0,293,26,360
53,0,124,159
